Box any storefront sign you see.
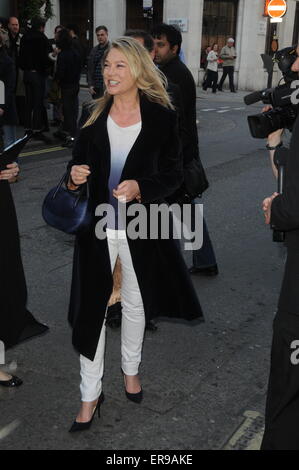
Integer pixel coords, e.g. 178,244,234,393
167,18,188,33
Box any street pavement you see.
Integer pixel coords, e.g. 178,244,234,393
0,87,288,450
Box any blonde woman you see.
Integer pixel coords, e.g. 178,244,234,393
67,37,203,432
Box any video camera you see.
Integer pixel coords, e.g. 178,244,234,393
244,47,299,138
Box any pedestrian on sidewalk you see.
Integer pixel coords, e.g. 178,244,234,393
0,30,18,149
66,37,204,432
87,25,110,99
48,25,64,128
19,16,52,143
7,16,26,128
55,28,81,148
0,152,48,387
218,38,237,93
203,43,219,93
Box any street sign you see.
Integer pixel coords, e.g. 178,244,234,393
267,0,287,18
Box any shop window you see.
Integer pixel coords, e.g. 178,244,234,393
201,0,238,58
126,0,163,31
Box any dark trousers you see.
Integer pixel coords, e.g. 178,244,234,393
61,85,79,138
261,251,299,450
23,71,48,132
203,70,218,93
191,200,217,268
218,66,235,92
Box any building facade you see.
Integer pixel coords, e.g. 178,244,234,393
7,0,299,91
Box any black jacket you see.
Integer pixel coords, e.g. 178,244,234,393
55,47,82,88
66,95,204,360
271,114,299,249
0,48,17,126
19,30,52,75
0,180,48,348
160,56,199,161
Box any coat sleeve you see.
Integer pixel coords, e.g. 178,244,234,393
67,126,90,170
271,116,299,231
136,112,183,203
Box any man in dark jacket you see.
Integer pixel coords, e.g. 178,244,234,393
87,25,109,99
55,28,81,148
7,16,26,127
261,50,299,449
19,16,52,142
0,30,17,150
152,23,218,277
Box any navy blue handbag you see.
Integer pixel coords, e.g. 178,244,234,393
42,172,93,235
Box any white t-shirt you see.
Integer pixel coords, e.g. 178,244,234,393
207,51,218,72
107,115,142,229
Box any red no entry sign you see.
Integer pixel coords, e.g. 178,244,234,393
267,0,287,18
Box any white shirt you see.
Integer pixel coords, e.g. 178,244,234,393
207,51,218,72
107,115,142,229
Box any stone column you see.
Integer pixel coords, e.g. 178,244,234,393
93,0,126,45
163,0,204,81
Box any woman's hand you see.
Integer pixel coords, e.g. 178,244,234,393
262,192,279,225
113,180,140,203
0,162,19,182
69,165,91,189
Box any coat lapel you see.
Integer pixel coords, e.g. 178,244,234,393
91,94,160,182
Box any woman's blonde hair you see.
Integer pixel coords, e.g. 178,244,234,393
83,36,173,128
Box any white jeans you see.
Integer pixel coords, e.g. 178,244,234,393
79,229,146,402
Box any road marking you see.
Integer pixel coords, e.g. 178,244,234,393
0,419,21,441
217,109,231,113
223,411,264,450
19,146,66,158
233,107,245,110
201,108,216,112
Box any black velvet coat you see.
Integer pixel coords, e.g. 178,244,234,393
0,181,48,349
68,95,204,361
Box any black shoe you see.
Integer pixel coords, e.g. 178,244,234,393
217,86,223,91
0,375,23,387
106,302,122,329
32,132,52,145
189,264,219,276
125,388,143,404
62,137,75,148
53,130,68,140
145,319,158,332
69,392,105,433
231,90,237,93
124,374,143,404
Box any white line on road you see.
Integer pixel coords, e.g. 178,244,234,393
201,108,216,112
217,110,231,113
0,419,21,441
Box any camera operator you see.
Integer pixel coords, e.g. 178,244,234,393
261,47,299,450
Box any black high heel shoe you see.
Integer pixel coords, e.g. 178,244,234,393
0,375,23,388
69,392,105,433
123,374,143,404
125,388,143,404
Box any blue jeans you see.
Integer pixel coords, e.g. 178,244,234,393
3,125,17,148
191,200,217,268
